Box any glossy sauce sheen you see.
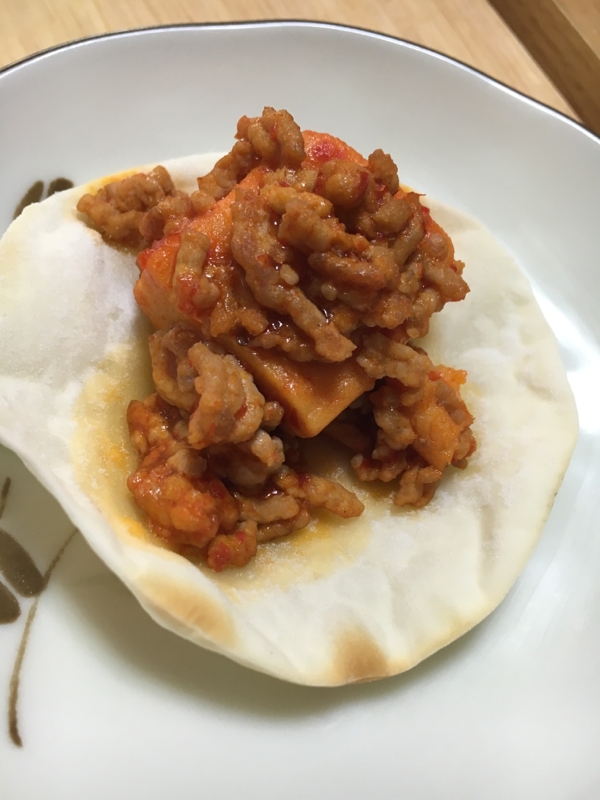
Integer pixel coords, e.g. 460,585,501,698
70,342,376,593
134,132,374,437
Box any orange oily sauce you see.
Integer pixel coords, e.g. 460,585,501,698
70,341,379,599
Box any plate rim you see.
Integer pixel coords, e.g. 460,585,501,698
0,18,598,795
1,18,598,149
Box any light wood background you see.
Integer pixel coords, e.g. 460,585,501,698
0,0,579,122
490,0,600,133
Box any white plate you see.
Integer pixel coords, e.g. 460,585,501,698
1,21,599,800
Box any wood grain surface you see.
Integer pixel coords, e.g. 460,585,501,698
0,0,577,119
490,0,600,133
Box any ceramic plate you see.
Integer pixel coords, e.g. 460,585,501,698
1,22,599,800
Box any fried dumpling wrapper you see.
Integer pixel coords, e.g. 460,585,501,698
0,155,577,686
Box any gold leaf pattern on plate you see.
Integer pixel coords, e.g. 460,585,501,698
0,582,19,624
0,529,45,597
0,472,78,746
12,177,74,219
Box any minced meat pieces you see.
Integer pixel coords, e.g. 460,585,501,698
274,465,365,518
186,342,266,449
77,108,479,570
349,366,476,505
207,521,258,572
126,344,361,567
237,107,306,169
231,189,356,362
126,395,239,548
77,166,175,247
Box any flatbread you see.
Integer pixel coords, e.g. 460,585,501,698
0,154,578,686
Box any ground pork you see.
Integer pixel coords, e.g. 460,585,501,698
77,108,479,571
77,166,176,247
126,342,361,570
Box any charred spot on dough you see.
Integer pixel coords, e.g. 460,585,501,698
137,573,236,647
330,627,392,685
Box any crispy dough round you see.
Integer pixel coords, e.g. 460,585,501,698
0,155,577,686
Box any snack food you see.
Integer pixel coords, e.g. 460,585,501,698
0,111,577,685
73,109,477,573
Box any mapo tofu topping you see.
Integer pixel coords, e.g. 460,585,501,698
78,108,477,571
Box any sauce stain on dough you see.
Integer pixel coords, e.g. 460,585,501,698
69,341,240,647
70,333,154,544
70,340,385,600
213,440,387,599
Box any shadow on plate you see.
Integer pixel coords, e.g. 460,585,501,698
54,534,497,720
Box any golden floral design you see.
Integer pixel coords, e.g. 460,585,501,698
12,177,74,219
0,476,77,747
0,174,77,746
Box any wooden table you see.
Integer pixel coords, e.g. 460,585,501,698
0,0,580,124
490,0,600,134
